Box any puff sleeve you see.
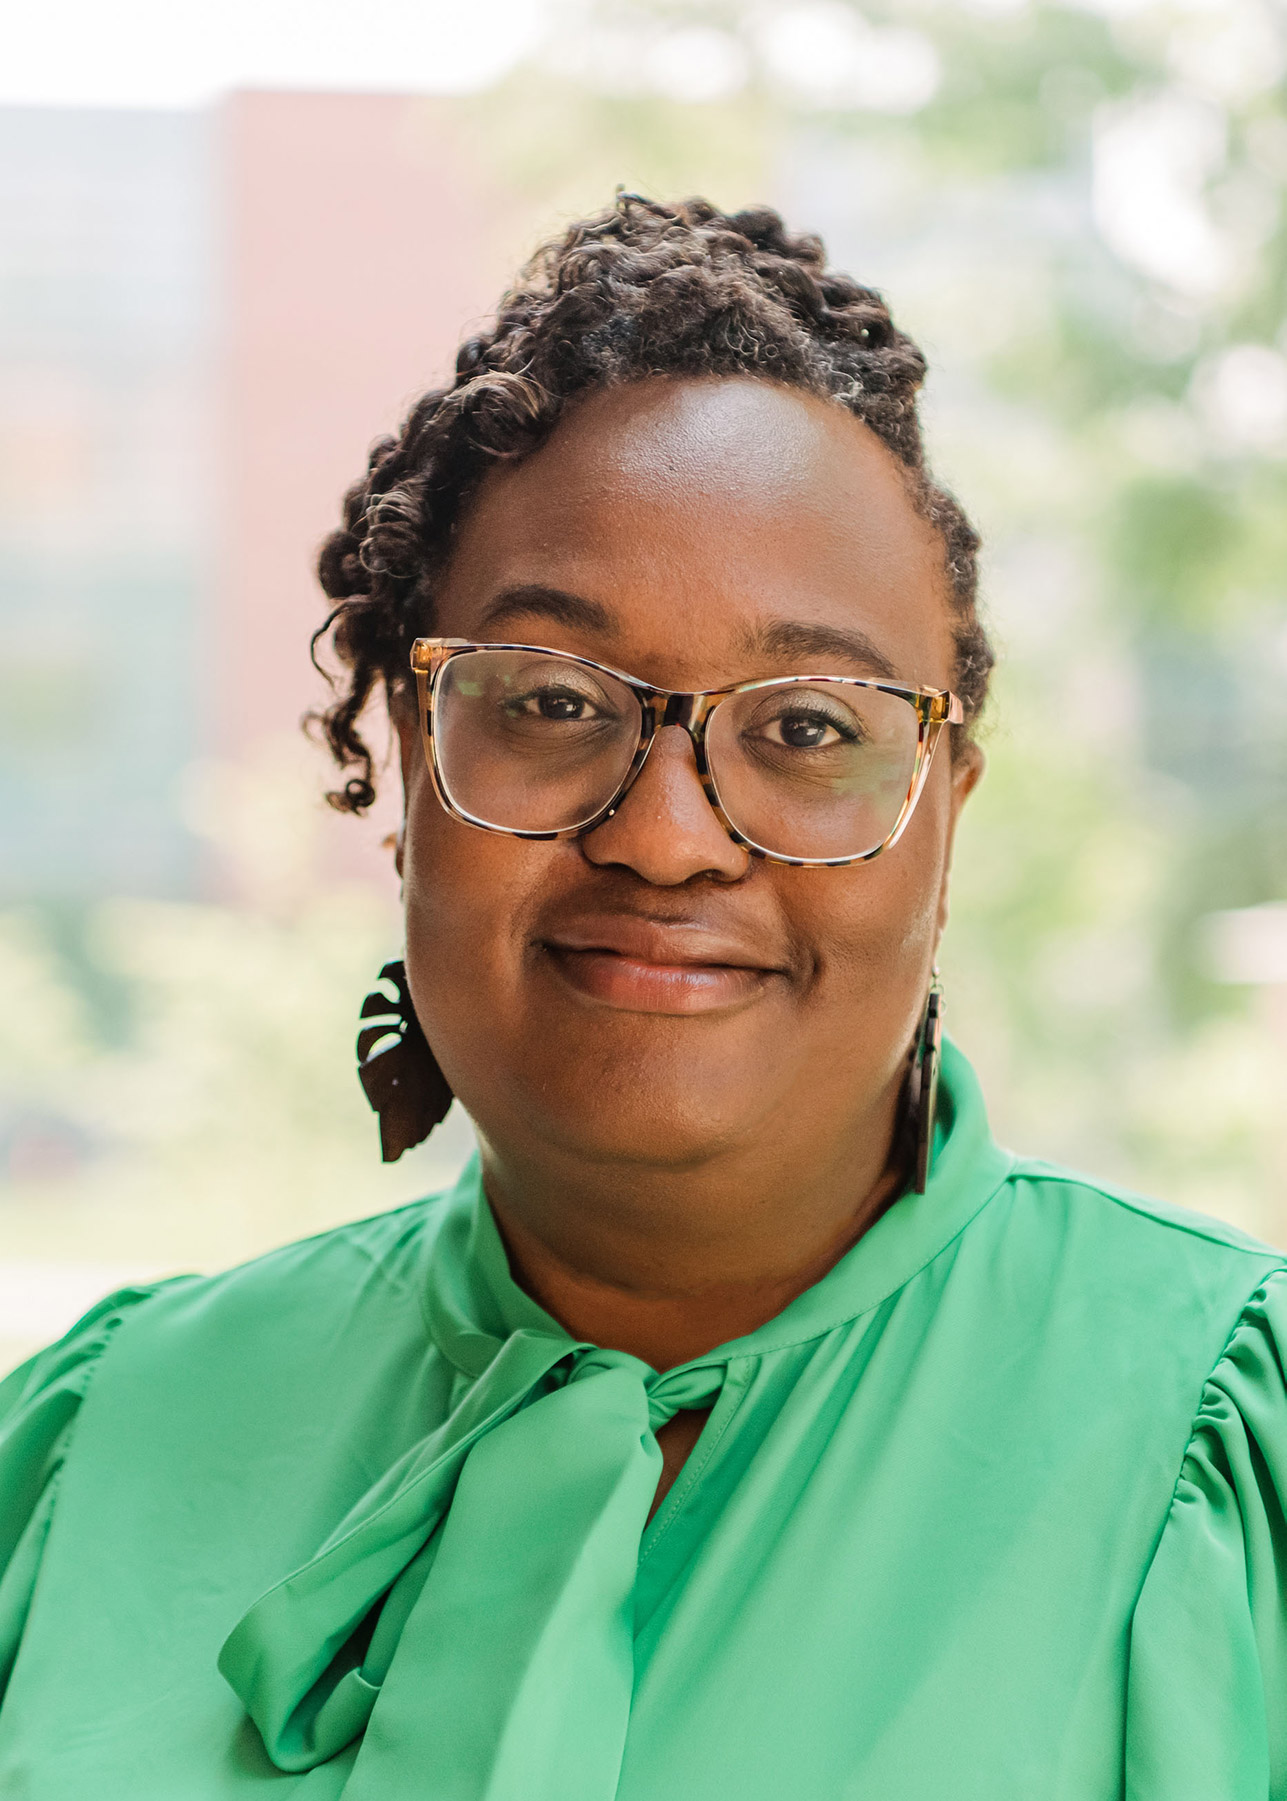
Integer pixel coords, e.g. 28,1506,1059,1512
1126,1269,1287,1800
0,1285,173,1698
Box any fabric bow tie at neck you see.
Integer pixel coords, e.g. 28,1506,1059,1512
219,1333,726,1799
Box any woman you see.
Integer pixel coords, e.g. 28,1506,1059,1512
2,196,1284,1800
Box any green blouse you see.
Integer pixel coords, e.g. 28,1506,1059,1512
3,1042,1287,1799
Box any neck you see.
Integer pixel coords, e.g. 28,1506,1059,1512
478,1079,907,1370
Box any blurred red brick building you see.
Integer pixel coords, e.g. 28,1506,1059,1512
218,93,511,877
1,91,512,901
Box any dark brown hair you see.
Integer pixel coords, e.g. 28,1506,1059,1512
312,193,994,812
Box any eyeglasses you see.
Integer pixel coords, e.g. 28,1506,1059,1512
409,638,963,868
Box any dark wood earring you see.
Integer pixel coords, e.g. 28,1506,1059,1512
356,959,454,1162
908,971,944,1195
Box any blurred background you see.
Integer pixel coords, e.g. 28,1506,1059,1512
2,0,1286,1374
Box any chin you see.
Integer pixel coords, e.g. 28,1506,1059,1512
475,1043,780,1172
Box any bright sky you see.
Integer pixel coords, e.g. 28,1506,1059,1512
1,0,551,108
8,0,1278,114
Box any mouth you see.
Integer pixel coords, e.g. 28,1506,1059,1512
538,914,785,1016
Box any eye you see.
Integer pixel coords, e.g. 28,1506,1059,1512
534,688,592,720
769,710,855,750
504,679,610,723
754,701,863,752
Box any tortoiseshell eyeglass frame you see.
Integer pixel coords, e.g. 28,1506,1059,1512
409,637,964,869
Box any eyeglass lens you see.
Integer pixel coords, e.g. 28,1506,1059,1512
431,649,922,861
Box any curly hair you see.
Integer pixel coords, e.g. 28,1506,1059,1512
312,193,994,813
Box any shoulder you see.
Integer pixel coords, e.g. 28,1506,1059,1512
97,1190,458,1375
4,1191,458,1451
0,1281,179,1460
974,1155,1285,1375
4,1193,462,1516
1003,1154,1281,1266
939,1043,1282,1335
173,1189,453,1307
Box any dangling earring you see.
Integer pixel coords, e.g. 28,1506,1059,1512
356,959,454,1162
907,969,944,1195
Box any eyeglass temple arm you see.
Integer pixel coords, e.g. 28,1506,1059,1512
924,691,964,726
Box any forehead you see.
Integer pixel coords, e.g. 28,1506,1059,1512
436,376,955,690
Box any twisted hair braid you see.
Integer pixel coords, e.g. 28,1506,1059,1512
312,193,994,813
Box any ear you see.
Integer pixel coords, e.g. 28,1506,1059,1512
950,739,985,812
935,739,985,945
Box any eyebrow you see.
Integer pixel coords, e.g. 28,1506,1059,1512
741,619,900,682
477,584,900,682
477,584,617,638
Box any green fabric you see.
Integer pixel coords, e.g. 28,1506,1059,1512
3,1041,1287,1798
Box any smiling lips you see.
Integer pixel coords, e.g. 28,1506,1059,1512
541,914,783,1015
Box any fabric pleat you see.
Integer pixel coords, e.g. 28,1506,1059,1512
1125,1273,1287,1800
0,1284,183,1696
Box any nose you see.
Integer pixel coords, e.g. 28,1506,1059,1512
580,725,751,886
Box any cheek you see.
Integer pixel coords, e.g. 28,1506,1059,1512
792,771,949,1054
399,779,532,1053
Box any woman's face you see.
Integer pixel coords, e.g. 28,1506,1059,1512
398,376,981,1172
